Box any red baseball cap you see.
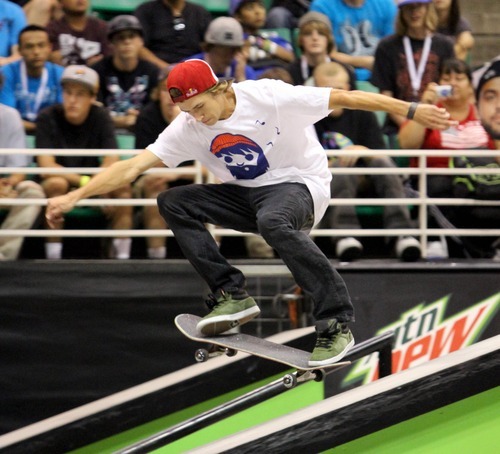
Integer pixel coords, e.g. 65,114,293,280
167,59,219,103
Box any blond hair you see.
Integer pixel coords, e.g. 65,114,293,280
206,78,233,95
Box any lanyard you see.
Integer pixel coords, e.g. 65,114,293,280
403,35,432,97
300,55,331,82
21,61,49,121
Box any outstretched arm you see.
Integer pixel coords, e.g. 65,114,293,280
45,150,161,227
328,88,456,130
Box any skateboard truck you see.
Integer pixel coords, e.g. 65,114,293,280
195,344,238,362
282,369,326,388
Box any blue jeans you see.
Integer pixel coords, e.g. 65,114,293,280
157,182,354,322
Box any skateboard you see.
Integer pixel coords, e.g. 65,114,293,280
175,314,350,388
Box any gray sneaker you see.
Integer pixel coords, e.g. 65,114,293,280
196,289,261,336
309,319,355,367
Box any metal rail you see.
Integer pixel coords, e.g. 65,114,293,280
114,331,395,453
1,148,499,255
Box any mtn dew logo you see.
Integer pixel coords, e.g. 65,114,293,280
344,293,499,386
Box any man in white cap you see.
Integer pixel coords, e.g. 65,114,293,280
36,65,133,260
187,16,256,82
45,58,456,365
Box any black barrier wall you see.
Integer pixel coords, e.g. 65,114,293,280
0,260,498,435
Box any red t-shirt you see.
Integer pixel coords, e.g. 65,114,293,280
408,103,494,167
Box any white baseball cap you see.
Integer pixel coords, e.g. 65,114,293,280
61,65,99,94
204,17,244,47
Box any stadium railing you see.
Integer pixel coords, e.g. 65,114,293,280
1,148,499,258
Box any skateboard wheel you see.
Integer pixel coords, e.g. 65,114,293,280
283,373,297,389
313,369,326,382
195,348,209,362
225,348,237,357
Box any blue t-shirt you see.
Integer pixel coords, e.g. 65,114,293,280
0,60,64,121
0,0,27,57
310,0,396,81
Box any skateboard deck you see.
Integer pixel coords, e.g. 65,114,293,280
175,314,350,372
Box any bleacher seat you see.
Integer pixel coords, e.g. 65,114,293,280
90,0,148,18
190,0,229,15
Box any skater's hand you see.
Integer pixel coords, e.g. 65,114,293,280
46,193,78,228
412,103,458,130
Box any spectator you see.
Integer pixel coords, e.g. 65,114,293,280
310,0,397,81
449,59,500,259
287,11,356,88
399,58,493,258
265,0,311,30
134,0,212,69
47,0,111,66
0,0,27,66
371,0,455,144
476,60,500,142
0,25,63,133
231,0,295,76
433,0,474,61
0,73,44,260
313,61,420,261
35,65,133,259
91,15,159,133
187,16,257,82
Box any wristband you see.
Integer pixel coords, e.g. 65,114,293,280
407,102,419,120
79,175,91,187
268,41,278,55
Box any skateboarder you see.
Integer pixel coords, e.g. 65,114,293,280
46,59,455,366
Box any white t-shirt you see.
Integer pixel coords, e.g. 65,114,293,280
147,79,333,225
0,104,29,166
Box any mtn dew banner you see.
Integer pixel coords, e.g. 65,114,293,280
345,294,499,386
329,267,500,394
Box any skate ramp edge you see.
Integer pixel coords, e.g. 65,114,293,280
188,335,500,453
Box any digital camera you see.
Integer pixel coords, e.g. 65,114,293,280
434,85,453,97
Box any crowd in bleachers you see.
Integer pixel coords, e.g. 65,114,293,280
1,0,499,261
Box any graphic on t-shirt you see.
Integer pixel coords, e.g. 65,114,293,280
340,20,379,57
320,131,354,149
210,133,269,179
59,33,101,65
105,76,149,115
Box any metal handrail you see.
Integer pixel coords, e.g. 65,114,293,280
115,330,395,453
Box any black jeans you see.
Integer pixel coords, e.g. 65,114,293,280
157,182,354,322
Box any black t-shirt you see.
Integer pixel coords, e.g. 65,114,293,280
371,33,455,102
134,1,212,63
35,104,117,167
92,56,159,115
314,109,386,151
134,100,167,150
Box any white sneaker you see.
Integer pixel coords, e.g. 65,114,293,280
336,237,363,262
396,236,421,262
426,238,448,260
